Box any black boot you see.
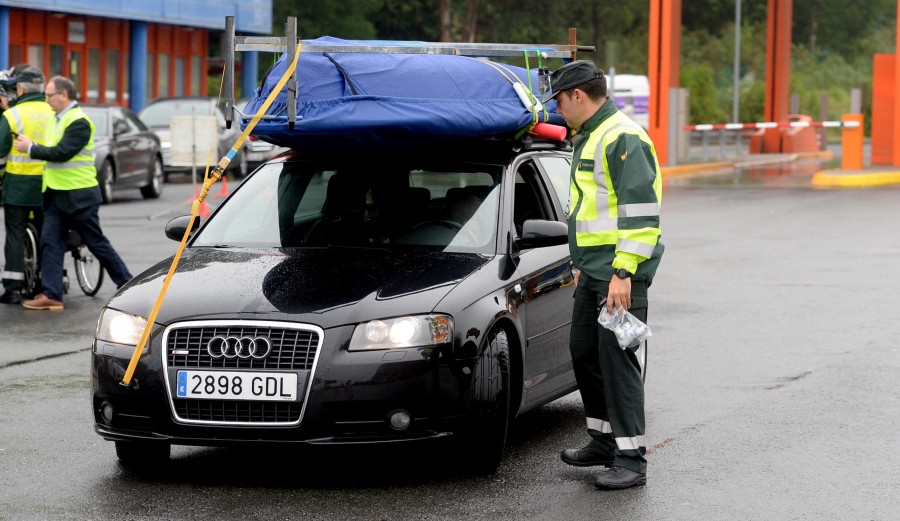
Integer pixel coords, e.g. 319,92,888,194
594,465,647,489
560,441,614,467
0,289,23,304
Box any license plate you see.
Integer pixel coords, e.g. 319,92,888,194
176,370,298,401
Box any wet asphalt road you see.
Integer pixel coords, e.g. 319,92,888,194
1,162,898,520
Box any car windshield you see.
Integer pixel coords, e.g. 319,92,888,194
139,99,215,128
81,107,108,136
193,159,502,254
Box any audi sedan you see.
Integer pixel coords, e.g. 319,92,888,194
91,139,586,473
81,105,164,203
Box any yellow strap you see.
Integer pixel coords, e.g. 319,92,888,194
121,43,303,386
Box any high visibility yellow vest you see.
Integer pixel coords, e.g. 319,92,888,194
42,105,99,192
568,108,663,280
2,100,55,176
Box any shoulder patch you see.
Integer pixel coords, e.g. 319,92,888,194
620,151,628,161
577,159,595,171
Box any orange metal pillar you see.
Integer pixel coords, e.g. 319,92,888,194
762,0,792,152
893,0,900,165
871,54,894,164
842,114,864,170
647,0,681,166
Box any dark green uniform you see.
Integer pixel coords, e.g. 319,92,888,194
568,97,664,474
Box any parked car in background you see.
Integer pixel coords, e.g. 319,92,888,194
81,104,164,203
137,97,249,181
237,98,290,171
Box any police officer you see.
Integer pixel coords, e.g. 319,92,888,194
0,67,54,304
543,61,664,490
15,76,133,310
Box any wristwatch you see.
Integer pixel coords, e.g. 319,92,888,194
614,268,632,279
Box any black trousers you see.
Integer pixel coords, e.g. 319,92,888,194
3,204,42,292
569,273,648,474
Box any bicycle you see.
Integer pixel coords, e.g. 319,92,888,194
23,220,104,297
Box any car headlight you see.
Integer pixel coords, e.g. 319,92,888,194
349,314,453,351
95,308,149,345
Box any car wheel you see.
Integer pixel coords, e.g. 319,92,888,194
140,156,164,199
115,440,171,465
99,160,115,204
462,328,511,474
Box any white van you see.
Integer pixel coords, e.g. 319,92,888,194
608,74,649,129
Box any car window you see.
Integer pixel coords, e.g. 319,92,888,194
193,160,501,253
513,160,555,234
536,155,571,214
124,109,149,131
81,107,108,136
139,99,214,127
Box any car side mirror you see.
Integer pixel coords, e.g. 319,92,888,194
516,219,569,249
113,121,129,136
165,215,203,242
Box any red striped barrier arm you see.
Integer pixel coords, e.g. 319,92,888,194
682,121,860,131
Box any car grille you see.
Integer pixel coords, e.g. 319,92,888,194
166,324,318,370
173,400,302,423
164,321,322,425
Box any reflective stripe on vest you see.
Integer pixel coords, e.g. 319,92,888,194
42,105,99,191
570,111,662,250
2,102,55,176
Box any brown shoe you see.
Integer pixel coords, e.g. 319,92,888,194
23,293,64,310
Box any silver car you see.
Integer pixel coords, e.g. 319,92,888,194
138,97,250,181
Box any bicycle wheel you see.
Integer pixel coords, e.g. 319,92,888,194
23,223,40,297
73,244,104,296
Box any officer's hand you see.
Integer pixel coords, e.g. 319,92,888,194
13,134,32,154
607,276,631,313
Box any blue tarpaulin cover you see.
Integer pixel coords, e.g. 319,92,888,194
241,37,565,151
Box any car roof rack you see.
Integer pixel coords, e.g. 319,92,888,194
223,15,594,129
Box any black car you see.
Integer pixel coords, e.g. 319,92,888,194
81,105,164,203
91,138,602,472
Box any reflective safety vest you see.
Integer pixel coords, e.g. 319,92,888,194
2,100,55,177
568,106,664,281
42,105,99,192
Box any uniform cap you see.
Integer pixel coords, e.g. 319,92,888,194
542,60,603,103
14,67,45,85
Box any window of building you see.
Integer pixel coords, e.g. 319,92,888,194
158,54,170,98
87,48,101,102
28,44,45,70
68,51,82,99
106,49,120,103
175,57,185,96
50,45,65,78
191,56,202,96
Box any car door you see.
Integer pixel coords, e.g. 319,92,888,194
111,108,144,187
507,154,576,408
122,108,157,182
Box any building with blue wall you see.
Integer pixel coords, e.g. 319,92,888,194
0,0,271,113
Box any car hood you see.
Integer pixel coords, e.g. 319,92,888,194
108,248,492,328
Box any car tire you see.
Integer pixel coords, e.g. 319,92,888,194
99,160,115,204
140,156,164,199
461,328,511,474
115,440,171,464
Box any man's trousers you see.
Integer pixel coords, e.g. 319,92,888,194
569,273,648,474
3,204,42,292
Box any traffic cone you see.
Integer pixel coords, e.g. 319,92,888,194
184,182,200,204
197,199,211,218
211,174,230,198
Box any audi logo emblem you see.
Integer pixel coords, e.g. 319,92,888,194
206,336,273,360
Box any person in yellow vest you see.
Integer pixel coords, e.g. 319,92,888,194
13,76,133,310
0,67,54,304
543,61,664,490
